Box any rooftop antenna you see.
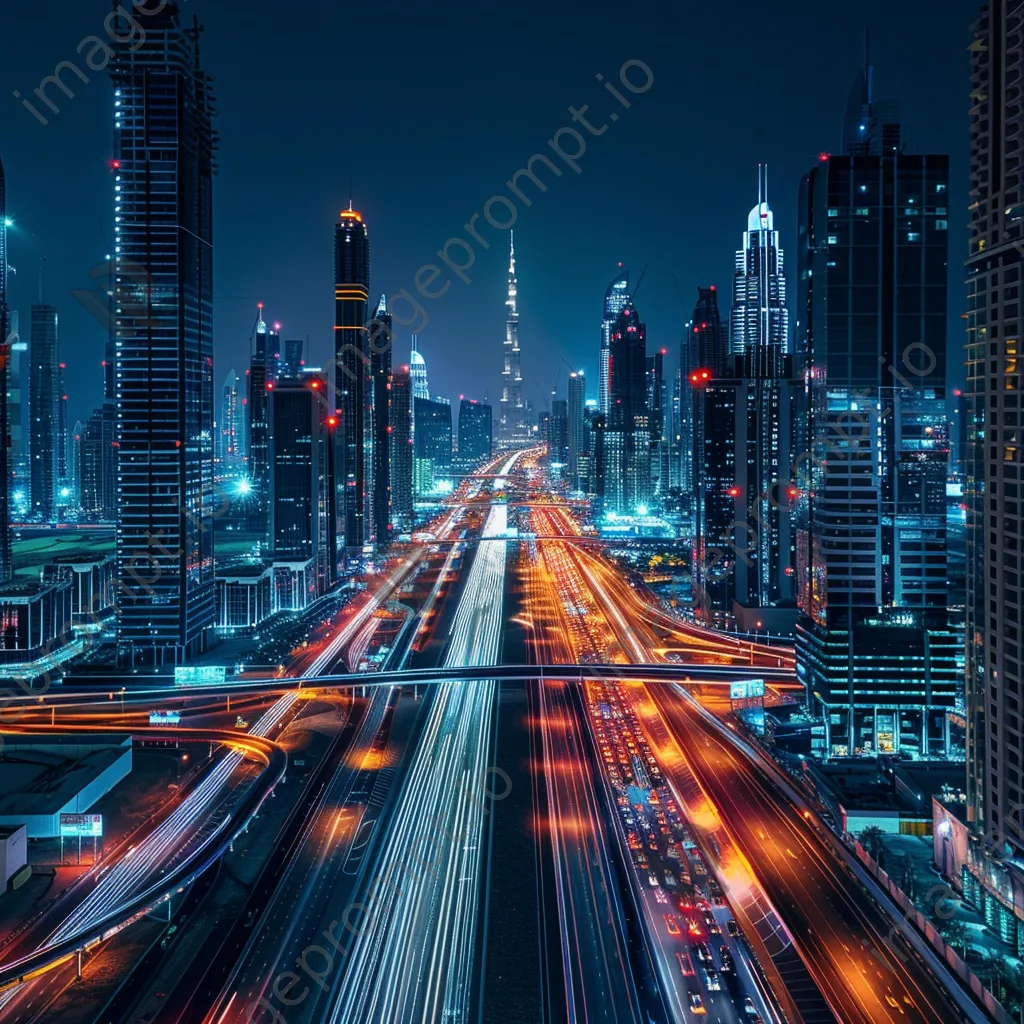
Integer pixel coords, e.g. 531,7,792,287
632,264,649,299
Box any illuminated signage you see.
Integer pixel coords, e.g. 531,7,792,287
174,666,227,687
729,679,765,701
149,710,182,726
59,813,103,838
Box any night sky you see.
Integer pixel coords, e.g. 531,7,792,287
2,0,971,429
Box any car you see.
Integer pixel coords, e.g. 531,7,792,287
686,917,702,936
676,951,695,977
703,911,721,934
664,914,681,936
663,871,677,889
884,994,905,1014
647,872,660,887
743,997,758,1016
718,946,735,973
688,992,706,1015
694,941,712,963
702,967,721,991
654,888,669,904
726,919,740,938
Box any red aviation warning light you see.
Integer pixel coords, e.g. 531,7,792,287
689,369,712,387
727,486,740,498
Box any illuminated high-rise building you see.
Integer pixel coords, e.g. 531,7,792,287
962,0,1024,936
369,295,392,548
795,66,955,756
389,368,413,535
409,336,429,400
218,370,242,471
606,302,650,513
29,304,59,523
0,158,10,581
567,370,586,492
458,397,492,469
600,267,630,417
334,200,370,558
111,1,217,666
499,233,527,445
247,305,278,533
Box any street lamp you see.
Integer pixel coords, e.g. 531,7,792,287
119,687,126,715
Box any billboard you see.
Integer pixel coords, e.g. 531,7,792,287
729,679,765,701
149,710,182,726
59,813,103,838
174,666,227,687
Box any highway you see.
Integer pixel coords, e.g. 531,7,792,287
324,452,522,1024
537,501,991,1024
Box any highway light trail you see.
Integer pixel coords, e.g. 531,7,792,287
327,452,522,1024
0,694,295,1015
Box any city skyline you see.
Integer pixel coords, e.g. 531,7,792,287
1,1,969,432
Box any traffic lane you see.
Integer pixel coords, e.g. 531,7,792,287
660,694,943,1024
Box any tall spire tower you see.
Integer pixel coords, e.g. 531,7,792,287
500,232,525,444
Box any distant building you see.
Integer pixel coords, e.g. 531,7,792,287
29,304,59,523
218,369,243,472
414,396,452,496
389,368,413,535
600,268,630,417
567,370,586,492
606,301,650,514
369,296,392,548
458,398,492,471
268,373,336,609
215,563,274,634
247,307,279,535
410,336,429,400
548,398,568,482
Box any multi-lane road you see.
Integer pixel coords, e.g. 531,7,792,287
0,461,996,1024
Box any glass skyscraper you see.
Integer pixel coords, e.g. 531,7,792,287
29,305,59,523
600,268,630,417
112,1,216,667
370,295,392,548
606,302,650,514
458,398,493,469
334,202,370,558
389,368,413,535
795,69,956,756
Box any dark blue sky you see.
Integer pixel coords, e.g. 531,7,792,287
3,0,971,427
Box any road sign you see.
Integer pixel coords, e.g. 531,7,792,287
729,679,765,701
59,813,103,838
149,710,182,726
174,666,227,687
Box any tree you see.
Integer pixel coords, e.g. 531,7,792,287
940,918,969,958
859,825,886,864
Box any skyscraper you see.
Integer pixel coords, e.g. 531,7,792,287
281,338,304,378
963,0,1024,928
601,267,630,417
724,173,799,632
247,306,277,533
499,233,527,445
369,295,392,548
606,302,650,513
334,201,370,558
413,396,452,496
795,68,955,756
218,370,242,472
29,305,58,523
548,398,568,482
458,398,493,470
646,349,669,501
112,1,217,667
269,373,336,605
409,336,429,400
0,158,10,582
689,287,731,624
567,370,586,492
389,368,413,535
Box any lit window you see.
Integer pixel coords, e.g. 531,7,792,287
908,232,920,242
936,220,948,230
827,235,838,244
827,208,839,217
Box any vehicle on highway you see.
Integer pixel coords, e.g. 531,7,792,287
676,951,695,977
703,910,721,934
726,918,740,937
694,941,712,963
688,991,706,1015
743,996,758,1016
719,946,735,973
663,914,681,936
702,967,721,991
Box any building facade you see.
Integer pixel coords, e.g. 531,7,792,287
334,202,370,558
389,368,413,535
111,1,217,666
601,268,630,418
795,70,956,756
29,304,59,523
369,295,392,548
458,398,492,470
962,0,1024,954
413,396,452,496
606,302,650,514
